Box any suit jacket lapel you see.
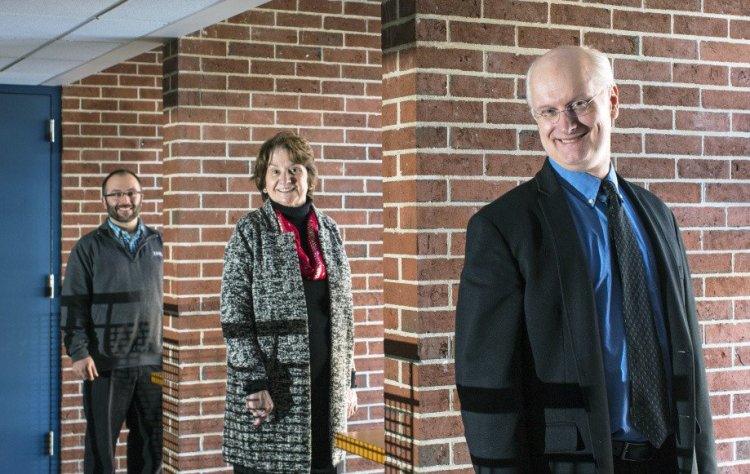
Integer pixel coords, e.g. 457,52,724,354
535,161,615,468
535,162,605,384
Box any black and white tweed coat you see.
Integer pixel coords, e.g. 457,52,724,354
220,199,354,472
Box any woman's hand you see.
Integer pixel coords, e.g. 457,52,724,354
347,389,358,419
245,389,274,426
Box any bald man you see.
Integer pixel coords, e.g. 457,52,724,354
455,46,716,474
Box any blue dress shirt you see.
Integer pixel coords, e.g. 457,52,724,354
548,159,672,442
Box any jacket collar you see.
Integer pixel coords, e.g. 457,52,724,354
98,220,157,239
260,198,282,233
534,158,615,466
534,158,562,197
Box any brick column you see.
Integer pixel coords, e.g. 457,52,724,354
160,36,231,471
381,1,486,471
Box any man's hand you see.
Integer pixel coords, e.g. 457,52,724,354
72,356,98,381
347,389,358,419
245,389,274,426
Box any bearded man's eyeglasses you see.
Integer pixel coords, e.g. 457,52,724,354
104,190,142,200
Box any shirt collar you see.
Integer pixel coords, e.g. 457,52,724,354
107,218,143,238
548,158,620,207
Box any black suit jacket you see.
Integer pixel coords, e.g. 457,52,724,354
455,160,716,474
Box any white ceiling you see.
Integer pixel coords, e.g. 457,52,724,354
0,0,264,86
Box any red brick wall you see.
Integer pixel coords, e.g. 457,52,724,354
382,0,750,471
160,0,383,472
60,50,164,472
60,1,750,472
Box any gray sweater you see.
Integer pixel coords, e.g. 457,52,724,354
62,221,163,371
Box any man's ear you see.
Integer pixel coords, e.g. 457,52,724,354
609,84,620,120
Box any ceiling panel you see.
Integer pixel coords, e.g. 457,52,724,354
0,39,51,58
0,57,15,69
0,0,117,17
0,14,83,40
0,57,82,84
103,0,223,22
67,18,167,40
0,0,261,86
33,41,123,61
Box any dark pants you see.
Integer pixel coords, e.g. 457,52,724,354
83,365,162,474
311,368,333,471
613,436,677,474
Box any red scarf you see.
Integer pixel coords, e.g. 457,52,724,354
274,209,327,280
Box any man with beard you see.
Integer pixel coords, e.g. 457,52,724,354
62,169,163,473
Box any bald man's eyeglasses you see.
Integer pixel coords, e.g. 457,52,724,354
531,88,608,124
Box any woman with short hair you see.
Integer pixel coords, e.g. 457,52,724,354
221,131,357,473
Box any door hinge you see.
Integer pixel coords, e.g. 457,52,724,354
47,274,55,299
48,118,55,143
45,430,54,456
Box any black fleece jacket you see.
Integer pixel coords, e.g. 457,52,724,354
62,221,163,371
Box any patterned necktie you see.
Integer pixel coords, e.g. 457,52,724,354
601,179,669,447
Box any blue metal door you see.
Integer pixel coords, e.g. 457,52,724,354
0,85,61,472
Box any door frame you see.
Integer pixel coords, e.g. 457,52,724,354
0,83,62,472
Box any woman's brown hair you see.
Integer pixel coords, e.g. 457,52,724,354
253,131,318,200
